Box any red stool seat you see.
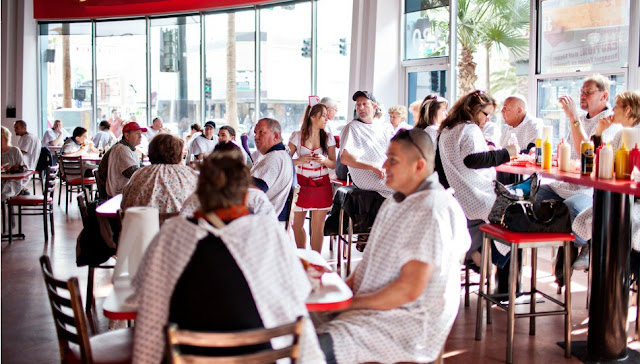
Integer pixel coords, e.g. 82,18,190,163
330,179,352,186
479,223,575,244
7,195,52,206
67,177,96,185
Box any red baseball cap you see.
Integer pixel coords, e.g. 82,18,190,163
122,121,147,133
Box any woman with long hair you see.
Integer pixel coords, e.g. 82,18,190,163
414,94,449,143
435,90,519,268
289,103,337,252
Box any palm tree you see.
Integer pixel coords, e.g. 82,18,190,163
226,12,239,130
456,0,529,94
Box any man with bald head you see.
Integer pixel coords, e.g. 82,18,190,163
318,128,470,364
499,95,544,152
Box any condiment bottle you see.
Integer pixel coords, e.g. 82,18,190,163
581,141,595,175
598,142,614,179
542,137,552,170
615,142,630,179
535,138,542,166
594,144,603,178
630,143,640,181
559,140,571,172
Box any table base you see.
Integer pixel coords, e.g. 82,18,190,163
558,341,640,363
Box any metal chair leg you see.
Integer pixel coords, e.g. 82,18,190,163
465,265,471,307
530,248,537,335
564,241,572,358
506,243,519,364
476,234,491,340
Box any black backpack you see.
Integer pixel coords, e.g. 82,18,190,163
35,147,56,172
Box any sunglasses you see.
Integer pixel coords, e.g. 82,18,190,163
395,128,427,160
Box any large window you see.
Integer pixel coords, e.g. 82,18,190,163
96,20,147,138
404,0,449,61
37,1,353,144
39,23,93,136
150,15,202,136
204,9,255,136
539,0,630,74
259,3,312,139
317,0,353,130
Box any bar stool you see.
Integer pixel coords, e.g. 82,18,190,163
475,223,574,363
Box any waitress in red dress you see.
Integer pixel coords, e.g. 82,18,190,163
288,103,337,253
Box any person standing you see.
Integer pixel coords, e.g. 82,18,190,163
288,103,336,253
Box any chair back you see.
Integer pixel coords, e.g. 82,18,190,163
60,155,83,180
285,185,301,232
44,165,59,200
166,316,304,364
39,255,93,363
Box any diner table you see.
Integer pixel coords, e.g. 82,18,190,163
103,249,353,320
496,161,638,362
96,194,122,218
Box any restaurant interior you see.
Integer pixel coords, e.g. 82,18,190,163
2,0,640,363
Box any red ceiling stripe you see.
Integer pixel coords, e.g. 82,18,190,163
34,0,277,20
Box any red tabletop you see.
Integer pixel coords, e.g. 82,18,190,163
496,162,640,197
96,194,122,218
1,170,36,180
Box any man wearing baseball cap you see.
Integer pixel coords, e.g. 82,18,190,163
99,121,146,197
340,91,393,197
187,120,218,163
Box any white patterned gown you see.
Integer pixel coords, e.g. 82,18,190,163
319,173,470,363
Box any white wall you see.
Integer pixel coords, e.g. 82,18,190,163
348,0,401,118
2,0,38,133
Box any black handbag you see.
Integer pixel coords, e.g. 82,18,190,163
488,173,539,224
500,200,572,233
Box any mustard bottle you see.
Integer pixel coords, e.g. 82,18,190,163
542,137,552,169
615,142,630,179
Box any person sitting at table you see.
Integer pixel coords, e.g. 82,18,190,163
218,125,252,167
101,121,146,198
536,74,621,271
61,126,100,177
13,119,41,172
1,126,27,201
41,119,69,147
179,143,276,219
499,95,544,153
317,128,470,364
435,90,519,272
185,122,203,148
251,118,295,219
92,120,117,151
186,121,218,163
572,90,640,259
289,103,336,253
121,134,198,215
387,104,410,134
144,117,169,140
414,94,449,144
128,149,325,364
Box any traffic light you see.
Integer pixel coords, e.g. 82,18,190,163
204,77,212,99
301,38,311,58
430,71,439,93
339,38,347,56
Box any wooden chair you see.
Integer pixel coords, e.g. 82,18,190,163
7,165,58,244
59,155,96,214
166,316,304,364
39,255,133,364
77,196,116,316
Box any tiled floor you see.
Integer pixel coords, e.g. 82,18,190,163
2,185,640,363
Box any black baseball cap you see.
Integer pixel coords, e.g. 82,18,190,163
352,91,377,103
204,121,216,129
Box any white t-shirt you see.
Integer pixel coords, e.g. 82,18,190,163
320,173,470,363
93,130,117,150
438,122,496,221
143,128,159,140
41,128,69,147
187,134,217,161
106,142,139,196
340,119,394,198
250,148,294,216
499,113,544,150
16,132,41,170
